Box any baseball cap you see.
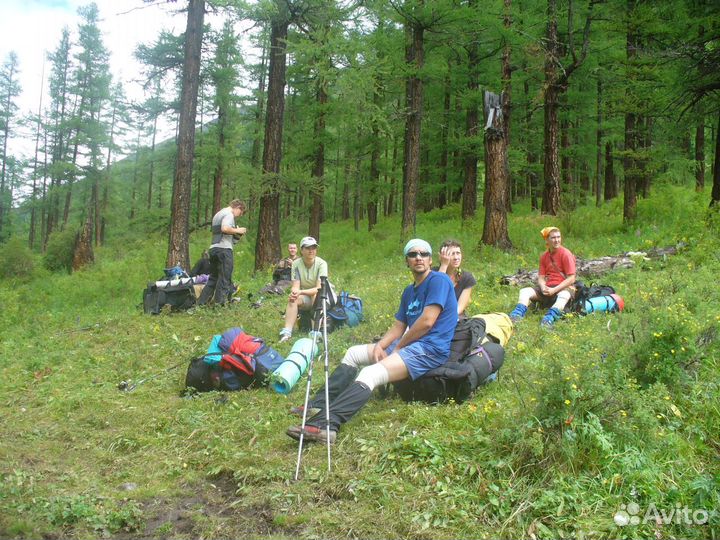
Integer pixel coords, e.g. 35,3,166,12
300,236,319,248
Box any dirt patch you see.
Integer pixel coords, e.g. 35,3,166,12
117,474,298,539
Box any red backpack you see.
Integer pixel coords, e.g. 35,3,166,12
220,331,264,375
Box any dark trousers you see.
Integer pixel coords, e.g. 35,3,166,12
198,247,234,305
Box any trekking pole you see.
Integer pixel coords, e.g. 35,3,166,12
294,298,322,481
319,276,332,472
118,362,183,392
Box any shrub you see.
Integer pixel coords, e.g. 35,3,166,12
44,228,77,273
0,236,35,279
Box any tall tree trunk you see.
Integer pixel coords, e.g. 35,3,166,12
29,61,45,249
481,91,512,249
541,0,561,215
368,77,382,230
254,10,288,271
130,124,142,220
166,0,204,269
561,118,573,188
309,82,327,240
438,66,451,209
40,128,49,249
387,121,399,215
523,62,539,210
638,115,652,198
147,114,158,210
502,0,513,212
342,151,351,220
212,107,226,215
695,108,704,192
462,0,479,220
251,32,268,169
401,19,424,240
595,78,602,206
623,110,638,222
710,109,720,207
63,133,81,229
604,141,617,200
95,101,117,246
623,0,639,222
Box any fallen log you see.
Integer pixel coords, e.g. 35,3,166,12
500,244,683,287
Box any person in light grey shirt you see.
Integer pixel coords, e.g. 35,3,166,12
197,199,247,306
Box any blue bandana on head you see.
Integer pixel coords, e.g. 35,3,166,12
403,239,432,257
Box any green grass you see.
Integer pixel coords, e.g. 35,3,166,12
1,184,719,539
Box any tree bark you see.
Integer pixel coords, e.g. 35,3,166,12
695,107,705,192
254,10,288,271
541,0,561,215
29,60,45,249
604,141,617,200
595,78,602,206
401,19,424,240
438,67,451,209
72,215,94,271
481,91,513,249
623,5,638,223
309,82,327,240
251,31,268,170
166,0,204,269
711,108,720,207
462,0,479,220
502,0,513,212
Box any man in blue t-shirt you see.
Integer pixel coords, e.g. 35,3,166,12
287,238,458,445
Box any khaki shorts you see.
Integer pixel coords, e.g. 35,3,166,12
298,294,315,309
532,285,576,309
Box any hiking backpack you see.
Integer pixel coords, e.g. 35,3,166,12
185,328,284,393
570,282,618,314
327,292,364,330
393,316,508,404
143,279,196,314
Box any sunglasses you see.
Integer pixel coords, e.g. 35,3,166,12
406,251,431,259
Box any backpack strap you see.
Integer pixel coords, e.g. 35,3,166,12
547,252,568,279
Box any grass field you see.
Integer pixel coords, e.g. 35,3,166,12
1,184,718,539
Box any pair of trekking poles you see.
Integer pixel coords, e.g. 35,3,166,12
294,275,333,480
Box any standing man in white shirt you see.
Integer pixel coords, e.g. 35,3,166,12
197,199,247,306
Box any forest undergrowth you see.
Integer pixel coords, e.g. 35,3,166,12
0,184,718,539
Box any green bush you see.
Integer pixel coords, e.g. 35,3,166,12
0,236,35,279
43,228,77,273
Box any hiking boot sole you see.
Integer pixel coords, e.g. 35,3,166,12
286,425,336,444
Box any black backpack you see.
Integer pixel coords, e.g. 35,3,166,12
143,280,196,315
570,282,616,313
393,318,505,404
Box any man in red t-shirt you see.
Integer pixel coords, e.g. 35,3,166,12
509,227,576,327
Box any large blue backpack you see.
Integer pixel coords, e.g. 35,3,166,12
327,292,364,329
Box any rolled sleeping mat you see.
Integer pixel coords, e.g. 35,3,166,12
270,337,320,394
585,294,624,314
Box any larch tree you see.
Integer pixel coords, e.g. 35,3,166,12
166,0,205,269
45,27,73,246
481,91,512,249
0,51,21,239
210,20,242,215
541,0,595,216
255,0,292,271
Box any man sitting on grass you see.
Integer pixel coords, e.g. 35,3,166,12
509,226,576,327
286,238,457,444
